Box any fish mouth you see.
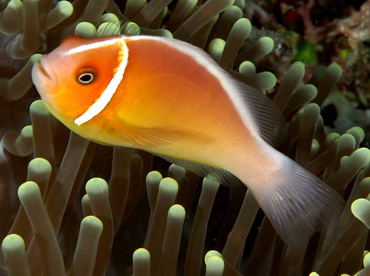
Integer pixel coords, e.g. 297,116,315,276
34,60,51,80
32,57,54,99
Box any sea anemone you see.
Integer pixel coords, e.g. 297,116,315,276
0,0,369,275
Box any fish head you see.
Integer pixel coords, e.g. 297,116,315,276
31,35,127,127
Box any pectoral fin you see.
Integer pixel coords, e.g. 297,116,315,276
109,116,180,148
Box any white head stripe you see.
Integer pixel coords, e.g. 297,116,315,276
74,38,128,126
68,38,122,54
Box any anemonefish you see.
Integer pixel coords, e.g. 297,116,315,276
32,35,344,247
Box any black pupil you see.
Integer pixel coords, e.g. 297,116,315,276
79,73,93,83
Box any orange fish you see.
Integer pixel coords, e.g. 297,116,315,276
32,35,344,247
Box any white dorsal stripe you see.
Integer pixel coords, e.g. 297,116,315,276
68,38,122,54
74,38,128,126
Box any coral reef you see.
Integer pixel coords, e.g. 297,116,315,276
0,0,370,275
243,0,370,142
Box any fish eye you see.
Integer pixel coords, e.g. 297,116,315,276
76,68,97,85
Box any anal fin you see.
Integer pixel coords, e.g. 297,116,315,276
230,76,287,148
151,153,242,187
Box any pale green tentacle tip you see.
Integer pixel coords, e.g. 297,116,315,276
2,234,31,276
81,194,92,217
18,181,41,201
85,177,109,196
340,132,357,147
0,0,23,35
234,0,246,9
81,193,90,206
2,125,33,156
29,53,42,63
203,178,220,191
159,177,179,195
205,256,224,276
122,22,141,35
346,126,365,145
75,22,97,38
364,251,370,267
287,61,305,80
223,4,243,18
326,63,343,79
254,36,274,55
101,13,120,24
20,125,33,142
97,14,122,36
327,131,340,140
338,148,370,177
252,71,276,91
239,35,274,61
168,204,186,220
0,52,41,101
30,99,50,117
291,60,305,71
28,157,52,176
2,234,26,255
305,102,320,112
350,148,370,164
239,61,256,74
337,133,356,151
311,139,320,154
309,272,320,276
53,0,73,17
359,178,370,194
208,38,226,63
168,164,186,178
233,17,251,36
97,22,121,37
351,198,370,229
133,248,151,260
205,250,222,260
81,215,103,233
46,1,73,30
300,83,318,97
233,63,276,90
146,171,163,184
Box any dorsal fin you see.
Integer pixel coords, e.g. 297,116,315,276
232,77,287,147
136,35,286,148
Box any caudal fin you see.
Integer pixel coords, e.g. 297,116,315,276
250,156,344,248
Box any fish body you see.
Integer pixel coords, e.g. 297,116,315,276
32,35,344,247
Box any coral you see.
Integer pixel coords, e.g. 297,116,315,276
329,0,370,48
0,0,369,275
241,0,370,135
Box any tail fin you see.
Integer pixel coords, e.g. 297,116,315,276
250,156,344,248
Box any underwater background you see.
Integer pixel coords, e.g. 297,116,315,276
1,0,370,275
